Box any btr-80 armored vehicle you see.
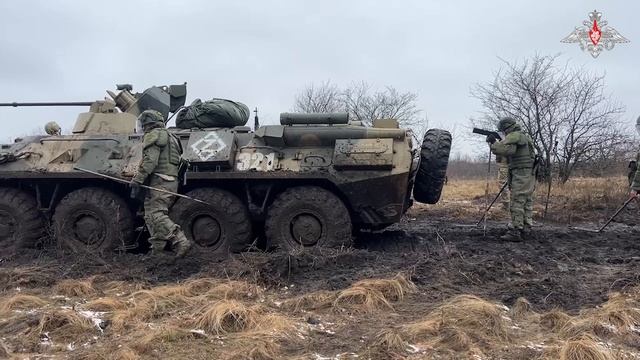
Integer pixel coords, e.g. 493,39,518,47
0,84,451,255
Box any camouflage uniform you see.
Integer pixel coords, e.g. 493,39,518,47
489,118,535,241
628,160,637,186
496,155,510,209
131,110,192,258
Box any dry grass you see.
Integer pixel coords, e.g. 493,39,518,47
540,309,574,332
331,274,415,313
99,280,145,296
558,334,614,360
560,291,640,340
0,341,9,358
510,297,534,320
333,286,393,313
110,289,193,329
374,328,409,353
204,280,262,300
350,273,416,302
404,295,511,352
84,297,128,312
281,290,337,311
425,176,630,222
110,347,141,360
129,325,197,354
194,300,261,334
29,309,96,341
55,278,98,297
223,338,282,360
0,294,48,313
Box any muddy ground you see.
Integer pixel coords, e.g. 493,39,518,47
1,205,640,359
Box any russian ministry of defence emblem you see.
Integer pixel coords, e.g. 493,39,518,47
561,10,629,58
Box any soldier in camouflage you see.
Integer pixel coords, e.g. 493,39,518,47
486,117,536,242
130,110,193,258
629,117,640,199
496,155,510,209
629,160,637,186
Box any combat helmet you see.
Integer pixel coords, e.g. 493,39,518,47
138,109,165,129
497,117,517,132
44,121,61,135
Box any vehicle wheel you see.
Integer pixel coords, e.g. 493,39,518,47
0,188,45,250
413,129,452,204
169,188,252,253
52,187,134,253
265,186,352,251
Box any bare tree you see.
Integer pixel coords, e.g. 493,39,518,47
342,81,421,128
292,80,422,130
293,81,344,113
471,54,626,183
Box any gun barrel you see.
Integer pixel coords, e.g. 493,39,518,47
472,127,502,141
0,102,93,107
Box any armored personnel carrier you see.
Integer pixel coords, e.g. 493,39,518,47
0,84,451,255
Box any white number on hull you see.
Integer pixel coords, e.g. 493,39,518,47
236,152,276,171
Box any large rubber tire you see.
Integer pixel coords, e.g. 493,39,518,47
265,186,352,251
413,129,452,204
52,187,134,253
0,188,44,250
169,188,252,253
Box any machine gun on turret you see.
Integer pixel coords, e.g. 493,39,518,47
0,83,187,117
0,83,188,135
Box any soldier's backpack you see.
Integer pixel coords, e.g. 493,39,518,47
175,98,250,129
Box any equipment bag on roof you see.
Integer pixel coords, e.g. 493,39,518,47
175,98,250,129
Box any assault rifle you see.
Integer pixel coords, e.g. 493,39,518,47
472,128,502,141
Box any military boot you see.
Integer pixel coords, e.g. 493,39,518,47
172,232,193,258
144,241,174,264
500,229,523,242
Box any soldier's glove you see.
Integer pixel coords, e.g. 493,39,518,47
486,134,497,144
130,180,142,199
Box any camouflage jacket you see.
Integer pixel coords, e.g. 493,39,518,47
133,128,182,183
490,125,535,170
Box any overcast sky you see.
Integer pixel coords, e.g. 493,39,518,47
0,0,636,156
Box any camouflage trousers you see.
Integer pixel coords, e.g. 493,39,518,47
143,175,181,249
497,165,510,207
508,168,535,231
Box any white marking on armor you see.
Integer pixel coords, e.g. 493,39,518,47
190,132,227,161
236,152,277,171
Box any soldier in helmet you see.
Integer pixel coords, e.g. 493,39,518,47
130,110,193,258
486,117,536,242
44,121,61,136
629,116,640,200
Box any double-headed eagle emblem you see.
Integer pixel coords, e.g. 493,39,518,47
561,10,629,58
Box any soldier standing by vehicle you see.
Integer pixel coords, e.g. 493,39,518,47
486,117,536,242
130,110,193,258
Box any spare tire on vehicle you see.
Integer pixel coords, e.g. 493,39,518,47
175,98,250,129
413,129,452,204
